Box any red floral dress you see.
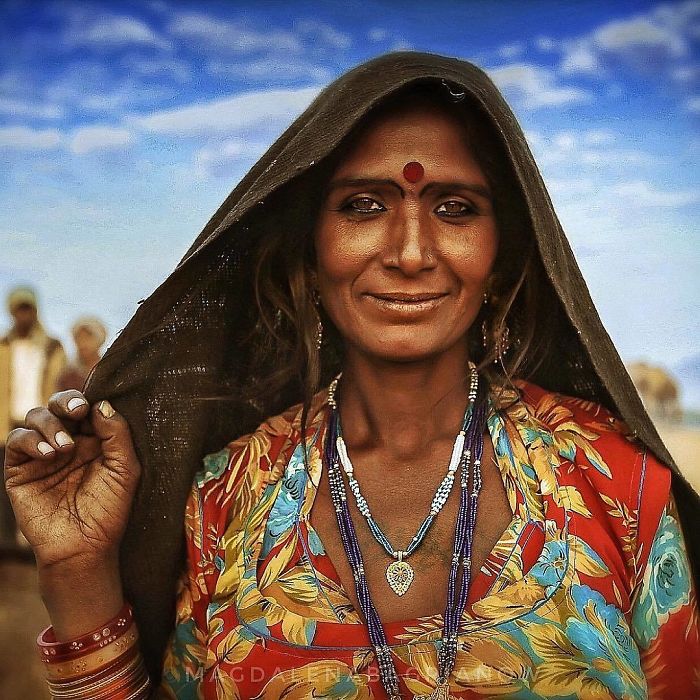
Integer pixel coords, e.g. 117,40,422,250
156,380,700,700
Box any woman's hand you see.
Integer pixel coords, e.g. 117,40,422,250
3,391,142,572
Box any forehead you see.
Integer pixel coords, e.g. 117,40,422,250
332,102,481,175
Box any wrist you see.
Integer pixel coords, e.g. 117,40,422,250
38,556,125,641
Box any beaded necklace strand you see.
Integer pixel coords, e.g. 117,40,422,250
328,365,479,596
325,369,487,700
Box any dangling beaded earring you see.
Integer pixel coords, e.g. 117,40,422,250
312,288,323,350
481,293,511,365
496,324,510,364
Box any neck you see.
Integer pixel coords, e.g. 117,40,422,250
78,352,100,368
14,323,35,339
337,343,473,459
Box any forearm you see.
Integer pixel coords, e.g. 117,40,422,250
38,555,125,640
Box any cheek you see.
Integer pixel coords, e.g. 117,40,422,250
314,219,381,286
444,224,499,285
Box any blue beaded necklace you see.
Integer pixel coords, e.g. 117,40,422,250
329,364,479,597
325,366,487,700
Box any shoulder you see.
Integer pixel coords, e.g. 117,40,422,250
178,393,327,591
189,391,327,528
514,378,673,574
514,377,660,463
45,336,65,354
196,401,302,493
514,377,671,487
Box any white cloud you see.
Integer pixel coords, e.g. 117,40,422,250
534,36,557,52
66,14,172,51
613,180,700,207
77,82,175,113
368,27,389,42
582,129,616,146
120,56,192,83
672,64,700,81
579,149,655,166
69,126,135,154
486,63,591,108
130,87,321,137
594,16,687,57
527,128,654,171
686,96,700,112
0,97,64,120
559,3,700,76
0,126,62,150
560,41,600,74
208,58,331,83
168,12,300,53
294,19,351,50
193,138,270,179
498,42,524,60
546,177,596,195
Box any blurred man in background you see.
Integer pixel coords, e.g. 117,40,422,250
0,286,66,551
57,316,107,392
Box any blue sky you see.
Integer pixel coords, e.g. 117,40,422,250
1,0,699,406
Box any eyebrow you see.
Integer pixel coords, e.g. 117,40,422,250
325,177,492,200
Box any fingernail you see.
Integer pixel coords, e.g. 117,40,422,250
38,441,54,455
55,431,73,447
97,400,115,419
67,397,87,412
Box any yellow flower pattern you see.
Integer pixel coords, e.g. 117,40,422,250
158,380,700,699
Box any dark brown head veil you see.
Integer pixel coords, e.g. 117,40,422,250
83,51,699,683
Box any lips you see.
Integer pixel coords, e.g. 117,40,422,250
363,291,449,316
367,292,448,302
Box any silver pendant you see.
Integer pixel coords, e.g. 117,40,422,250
414,681,458,700
386,556,414,596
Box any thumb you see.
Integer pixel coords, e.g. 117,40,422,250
91,400,141,478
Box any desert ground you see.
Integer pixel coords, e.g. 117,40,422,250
1,423,698,699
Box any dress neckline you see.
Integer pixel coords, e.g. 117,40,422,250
295,388,537,639
232,380,570,651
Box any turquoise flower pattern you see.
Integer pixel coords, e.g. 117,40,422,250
631,507,692,648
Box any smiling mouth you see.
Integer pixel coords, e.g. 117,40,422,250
364,291,449,313
368,292,448,302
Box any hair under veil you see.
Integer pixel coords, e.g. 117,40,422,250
83,51,699,683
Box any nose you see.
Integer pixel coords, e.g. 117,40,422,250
381,206,436,276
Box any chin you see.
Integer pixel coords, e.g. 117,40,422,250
362,333,459,364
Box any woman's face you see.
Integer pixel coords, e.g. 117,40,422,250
313,101,499,363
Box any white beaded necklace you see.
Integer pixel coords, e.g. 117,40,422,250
327,362,479,596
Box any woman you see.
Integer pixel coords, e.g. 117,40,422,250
4,52,699,699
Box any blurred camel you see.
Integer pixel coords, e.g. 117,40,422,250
628,361,682,422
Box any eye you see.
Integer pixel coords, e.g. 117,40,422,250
341,196,386,214
434,200,476,217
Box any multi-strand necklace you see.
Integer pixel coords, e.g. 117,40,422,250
325,364,488,700
329,366,478,597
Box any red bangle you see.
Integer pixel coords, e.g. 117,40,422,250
37,602,133,664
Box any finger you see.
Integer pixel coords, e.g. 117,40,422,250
47,390,90,422
91,401,141,483
3,427,57,467
24,407,76,453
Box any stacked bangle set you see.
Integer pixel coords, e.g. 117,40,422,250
36,602,151,699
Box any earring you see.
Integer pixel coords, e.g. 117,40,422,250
316,317,323,350
481,313,511,365
312,288,323,350
496,324,510,364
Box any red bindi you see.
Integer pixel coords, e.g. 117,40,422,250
402,161,424,183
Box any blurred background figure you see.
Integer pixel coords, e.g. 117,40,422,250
0,286,66,552
57,316,107,392
628,361,683,423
